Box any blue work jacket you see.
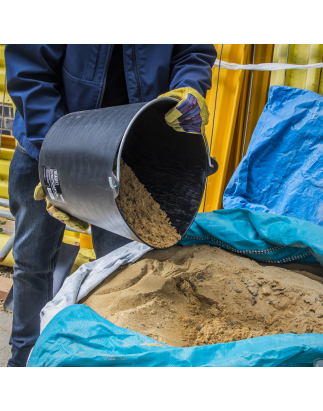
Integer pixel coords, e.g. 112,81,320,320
5,45,217,160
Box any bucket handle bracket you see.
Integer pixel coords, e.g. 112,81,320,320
203,133,218,177
109,173,120,198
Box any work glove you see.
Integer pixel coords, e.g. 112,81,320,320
34,183,89,231
158,87,209,135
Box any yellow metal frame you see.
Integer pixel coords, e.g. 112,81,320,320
0,233,14,266
200,44,274,213
270,44,323,94
0,147,13,199
241,45,274,159
0,229,96,273
201,44,252,212
0,45,12,105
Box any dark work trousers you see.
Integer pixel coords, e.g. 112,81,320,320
7,145,131,367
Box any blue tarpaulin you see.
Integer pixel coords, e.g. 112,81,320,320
224,86,323,227
28,305,323,367
180,208,323,265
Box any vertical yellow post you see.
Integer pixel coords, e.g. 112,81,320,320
200,45,274,213
270,44,323,94
305,44,323,93
240,44,274,160
0,45,11,105
270,44,289,86
201,44,252,213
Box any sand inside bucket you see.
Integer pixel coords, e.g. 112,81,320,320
116,160,181,248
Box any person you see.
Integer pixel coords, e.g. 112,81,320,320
5,44,217,366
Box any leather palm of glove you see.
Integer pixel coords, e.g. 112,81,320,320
158,87,209,135
34,183,89,231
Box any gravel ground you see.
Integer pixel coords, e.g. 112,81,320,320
0,217,14,365
0,266,13,279
0,216,14,280
0,265,13,365
0,266,13,310
0,311,12,366
0,216,14,309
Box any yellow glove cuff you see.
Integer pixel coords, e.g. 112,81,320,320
158,87,209,134
34,182,47,201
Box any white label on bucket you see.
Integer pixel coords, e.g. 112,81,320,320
47,187,55,201
42,166,66,204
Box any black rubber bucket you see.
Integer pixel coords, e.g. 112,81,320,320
39,97,218,249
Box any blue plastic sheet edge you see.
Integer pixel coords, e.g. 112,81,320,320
180,208,323,265
28,305,323,367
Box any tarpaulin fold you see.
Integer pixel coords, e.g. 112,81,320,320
28,305,323,367
224,86,323,227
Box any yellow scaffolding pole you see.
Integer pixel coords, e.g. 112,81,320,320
0,45,11,105
201,44,274,213
270,44,323,94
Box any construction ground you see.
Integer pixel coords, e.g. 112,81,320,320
0,311,11,366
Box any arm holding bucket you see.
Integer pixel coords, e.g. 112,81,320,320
158,45,217,135
169,44,217,97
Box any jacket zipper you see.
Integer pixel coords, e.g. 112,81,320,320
98,45,114,108
132,45,143,102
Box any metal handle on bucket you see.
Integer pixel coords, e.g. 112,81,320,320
108,174,120,196
202,133,214,169
203,133,218,176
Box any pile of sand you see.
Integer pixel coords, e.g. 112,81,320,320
81,245,323,347
116,160,181,248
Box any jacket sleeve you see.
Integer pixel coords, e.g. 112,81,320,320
169,45,217,97
5,45,67,154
